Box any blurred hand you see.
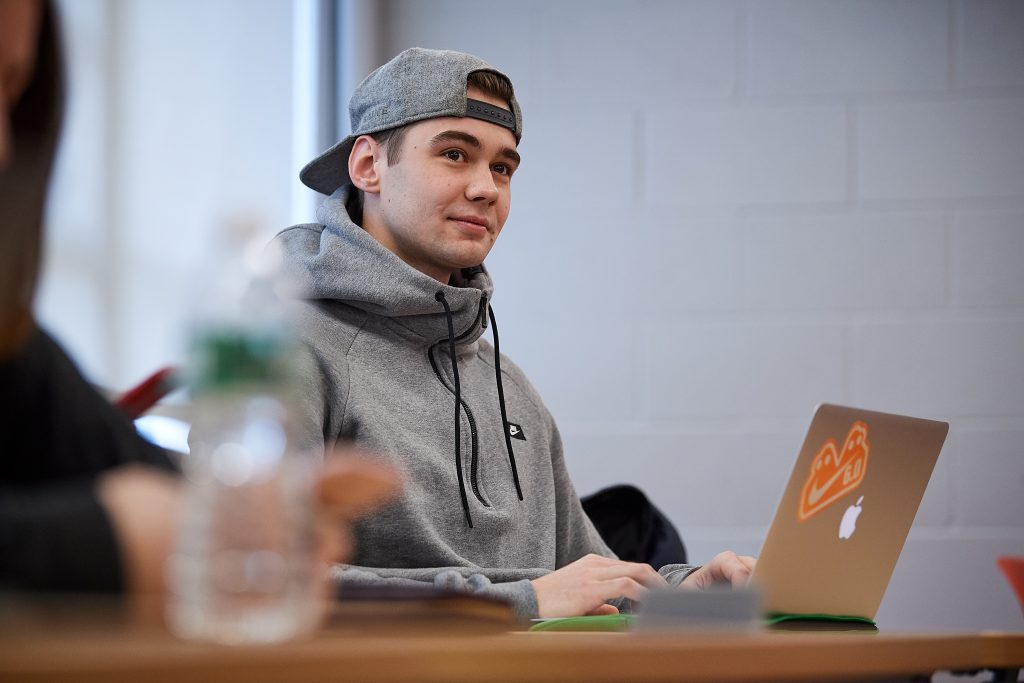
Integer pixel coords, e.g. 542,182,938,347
680,551,757,590
97,464,181,594
313,450,399,565
98,450,399,595
531,553,668,618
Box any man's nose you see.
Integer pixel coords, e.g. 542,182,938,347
466,164,498,203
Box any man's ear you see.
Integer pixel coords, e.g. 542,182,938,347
348,135,382,194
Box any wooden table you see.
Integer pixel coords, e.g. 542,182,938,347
1,609,1022,683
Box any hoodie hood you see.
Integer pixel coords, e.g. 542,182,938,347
273,184,518,528
273,184,494,346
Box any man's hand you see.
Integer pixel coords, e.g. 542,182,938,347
680,551,756,590
531,553,668,618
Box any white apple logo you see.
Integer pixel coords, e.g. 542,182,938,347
839,496,864,540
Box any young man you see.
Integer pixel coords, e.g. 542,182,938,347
275,48,754,619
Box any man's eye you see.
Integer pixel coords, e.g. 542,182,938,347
443,149,464,162
493,163,510,176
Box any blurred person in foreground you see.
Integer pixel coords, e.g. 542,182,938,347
0,0,397,597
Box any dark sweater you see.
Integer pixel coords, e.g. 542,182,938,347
0,328,176,592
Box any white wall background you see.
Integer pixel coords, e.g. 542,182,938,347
37,0,1023,632
384,0,1024,632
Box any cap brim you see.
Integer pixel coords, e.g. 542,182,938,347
299,134,358,195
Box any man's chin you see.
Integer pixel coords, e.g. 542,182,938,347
449,246,494,271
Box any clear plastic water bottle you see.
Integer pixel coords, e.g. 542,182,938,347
166,228,321,644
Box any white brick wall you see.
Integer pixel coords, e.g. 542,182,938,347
635,210,741,313
535,1,737,106
563,429,803,527
647,321,846,418
389,0,1024,631
737,212,948,310
950,429,1024,527
859,99,1024,200
854,320,1024,416
646,105,848,205
954,210,1024,307
749,0,949,96
956,0,1024,89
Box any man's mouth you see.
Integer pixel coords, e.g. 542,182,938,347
450,215,490,232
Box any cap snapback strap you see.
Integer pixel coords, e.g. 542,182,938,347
465,98,517,134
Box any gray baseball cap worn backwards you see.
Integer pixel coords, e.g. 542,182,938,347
300,48,523,196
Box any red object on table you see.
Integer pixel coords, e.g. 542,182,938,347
997,555,1024,616
115,367,180,419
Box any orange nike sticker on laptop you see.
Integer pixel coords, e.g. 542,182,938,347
798,421,870,522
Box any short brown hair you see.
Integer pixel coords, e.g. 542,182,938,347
370,70,514,167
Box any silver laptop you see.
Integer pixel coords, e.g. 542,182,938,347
751,404,948,621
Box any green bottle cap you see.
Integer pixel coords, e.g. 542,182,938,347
190,327,293,393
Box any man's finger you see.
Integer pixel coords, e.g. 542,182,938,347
586,603,620,616
593,561,668,588
713,553,753,587
731,566,752,587
596,576,649,603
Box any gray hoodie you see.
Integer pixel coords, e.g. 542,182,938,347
273,186,695,618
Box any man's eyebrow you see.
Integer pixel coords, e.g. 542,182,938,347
429,130,481,148
499,147,521,167
429,130,521,166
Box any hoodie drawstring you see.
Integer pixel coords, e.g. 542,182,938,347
434,293,526,528
435,291,474,528
488,305,524,501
